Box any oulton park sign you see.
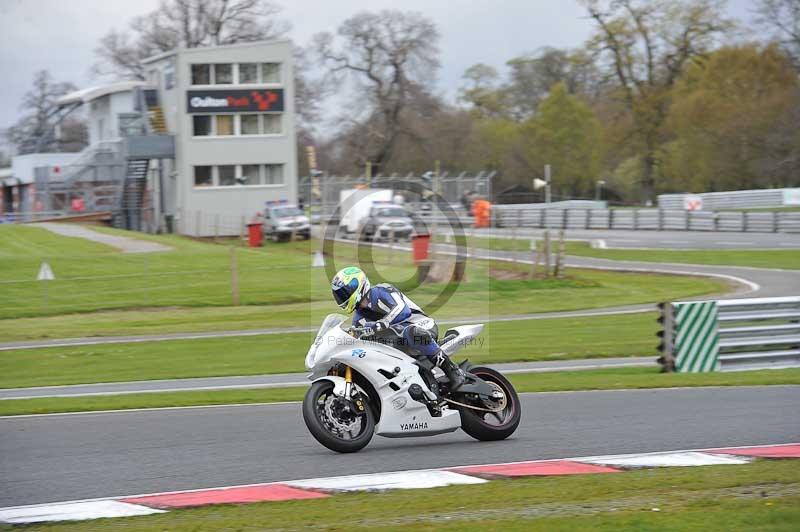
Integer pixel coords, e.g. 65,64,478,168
186,89,284,113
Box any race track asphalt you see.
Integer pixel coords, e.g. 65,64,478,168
1,386,797,508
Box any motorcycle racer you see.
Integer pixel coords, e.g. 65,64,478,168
331,266,466,390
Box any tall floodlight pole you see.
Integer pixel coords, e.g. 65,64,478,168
544,164,552,204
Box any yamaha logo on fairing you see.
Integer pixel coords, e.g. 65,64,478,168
400,422,428,430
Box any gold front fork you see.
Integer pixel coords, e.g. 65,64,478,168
343,365,353,398
343,365,365,412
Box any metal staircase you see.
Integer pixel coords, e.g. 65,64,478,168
30,85,174,232
117,159,149,231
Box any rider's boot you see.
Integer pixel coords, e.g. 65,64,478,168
435,351,466,390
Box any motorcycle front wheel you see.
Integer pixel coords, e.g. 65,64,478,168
302,380,375,453
457,366,521,441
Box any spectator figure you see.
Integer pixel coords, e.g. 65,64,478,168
472,197,492,228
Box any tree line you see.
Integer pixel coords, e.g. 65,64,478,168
4,0,799,205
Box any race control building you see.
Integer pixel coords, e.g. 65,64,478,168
16,39,298,236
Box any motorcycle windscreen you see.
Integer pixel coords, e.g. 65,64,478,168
306,313,348,368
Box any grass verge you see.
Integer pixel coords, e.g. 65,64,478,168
0,225,726,331
3,460,797,531
2,367,798,416
0,312,662,388
460,234,800,270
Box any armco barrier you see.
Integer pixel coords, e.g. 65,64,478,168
658,188,796,210
658,296,800,372
493,206,800,233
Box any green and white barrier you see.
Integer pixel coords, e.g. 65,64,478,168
657,301,720,373
673,301,720,372
659,297,800,372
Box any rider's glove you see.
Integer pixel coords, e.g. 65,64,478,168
373,321,387,332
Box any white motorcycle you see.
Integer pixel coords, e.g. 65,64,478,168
302,314,521,453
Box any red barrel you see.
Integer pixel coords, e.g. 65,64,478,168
247,223,263,247
411,233,431,263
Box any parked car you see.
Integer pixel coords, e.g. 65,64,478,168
358,204,414,241
338,188,394,235
263,204,310,241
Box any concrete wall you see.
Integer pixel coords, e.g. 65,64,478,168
146,40,298,236
87,92,136,144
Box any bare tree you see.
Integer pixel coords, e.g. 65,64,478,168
313,10,440,175
293,45,330,134
755,0,800,69
582,0,732,203
6,71,87,154
504,47,603,120
93,0,290,80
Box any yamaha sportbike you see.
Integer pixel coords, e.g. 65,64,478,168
302,314,521,453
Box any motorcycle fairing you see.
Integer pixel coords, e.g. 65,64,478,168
307,318,461,438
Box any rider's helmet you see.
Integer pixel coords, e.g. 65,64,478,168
331,266,370,314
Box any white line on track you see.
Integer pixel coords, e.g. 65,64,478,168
0,372,310,392
1,354,660,400
380,238,763,294
0,381,310,400
3,385,797,419
0,401,303,419
0,327,317,352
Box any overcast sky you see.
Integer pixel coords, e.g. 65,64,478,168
0,0,757,133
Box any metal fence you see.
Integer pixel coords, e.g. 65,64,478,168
658,188,798,210
657,296,800,372
717,297,800,371
299,173,494,216
493,207,800,233
175,209,253,238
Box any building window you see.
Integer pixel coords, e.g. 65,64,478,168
262,63,281,83
194,166,213,187
239,63,259,84
214,64,233,84
193,113,282,137
241,164,260,185
192,63,283,85
191,64,211,85
215,115,234,136
263,114,281,134
264,164,284,184
240,114,260,135
193,164,285,188
193,115,212,136
218,165,236,186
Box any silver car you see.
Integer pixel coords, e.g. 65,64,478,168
263,204,311,242
359,205,414,241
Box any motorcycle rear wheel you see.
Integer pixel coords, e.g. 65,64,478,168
303,380,375,453
457,366,521,441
